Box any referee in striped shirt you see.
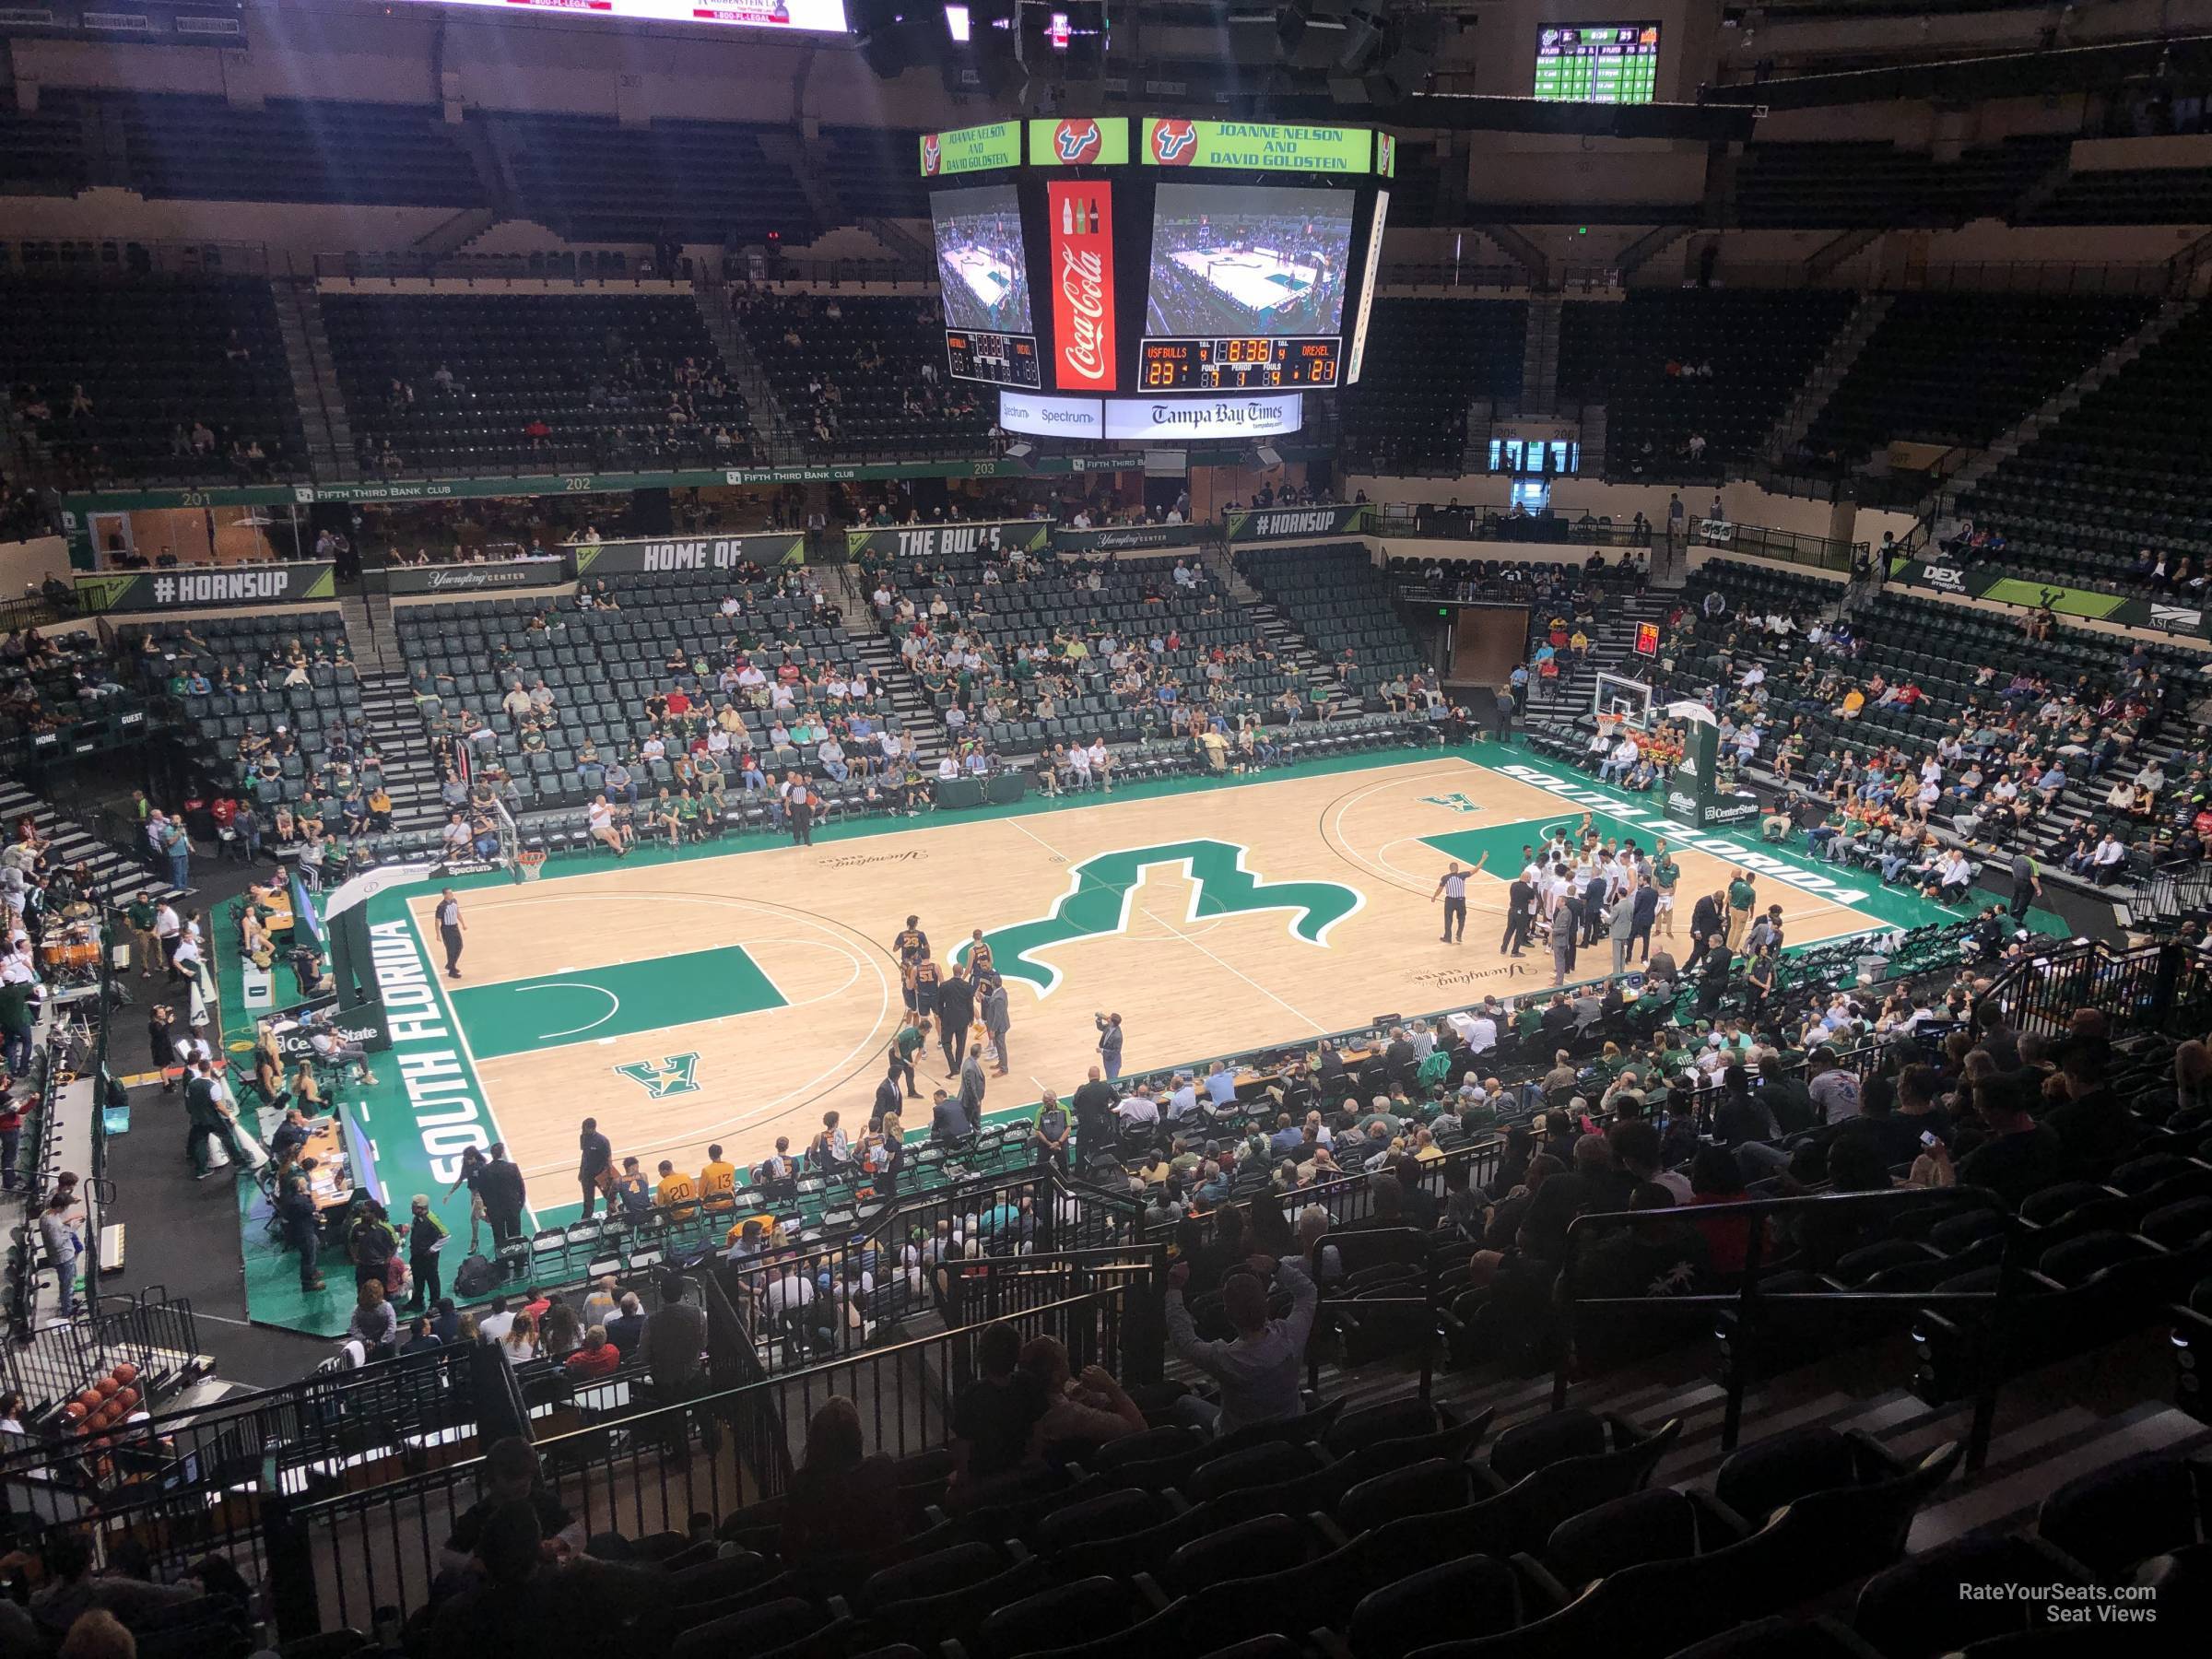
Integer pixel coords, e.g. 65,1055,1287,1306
1430,852,1486,943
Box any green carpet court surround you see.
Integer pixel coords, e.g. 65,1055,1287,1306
447,943,787,1059
218,737,2052,1336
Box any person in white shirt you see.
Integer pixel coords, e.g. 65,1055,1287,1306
586,795,628,857
1601,734,1654,787
2091,835,2129,884
763,1262,816,1318
477,1300,516,1345
1112,1087,1159,1127
1086,738,1111,791
1931,851,1974,904
1164,1073,1199,1120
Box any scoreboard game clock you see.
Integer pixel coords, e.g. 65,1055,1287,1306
1141,338,1341,391
947,331,1041,388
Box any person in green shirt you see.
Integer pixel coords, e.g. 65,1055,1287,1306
1651,842,1680,939
123,895,160,979
676,791,704,841
1724,870,1758,951
890,1017,925,1100
0,982,34,1076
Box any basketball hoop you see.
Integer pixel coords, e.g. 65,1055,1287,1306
515,847,548,883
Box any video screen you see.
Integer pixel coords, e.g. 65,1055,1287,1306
1143,183,1356,339
931,184,1034,335
1534,22,1661,104
374,0,851,33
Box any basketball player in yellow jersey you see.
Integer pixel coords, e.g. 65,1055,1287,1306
893,915,930,1012
653,1159,699,1220
965,927,994,978
698,1143,737,1206
893,915,930,966
911,956,944,1023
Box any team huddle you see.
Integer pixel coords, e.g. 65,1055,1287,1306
1484,816,1777,1009
878,914,1018,1143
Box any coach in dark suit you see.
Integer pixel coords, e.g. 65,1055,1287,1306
1501,875,1536,957
1630,882,1659,964
1696,946,1735,1018
1686,889,1726,973
477,1142,529,1275
935,968,975,1075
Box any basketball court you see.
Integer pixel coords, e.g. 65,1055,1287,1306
944,246,1021,312
300,741,1944,1241
1169,247,1322,315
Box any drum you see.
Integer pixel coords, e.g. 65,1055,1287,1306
41,939,100,971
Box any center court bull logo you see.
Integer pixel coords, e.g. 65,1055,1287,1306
1054,119,1103,163
958,839,1362,996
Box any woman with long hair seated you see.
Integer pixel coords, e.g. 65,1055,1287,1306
779,1395,900,1559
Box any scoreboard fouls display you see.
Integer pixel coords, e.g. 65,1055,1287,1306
923,117,1390,401
1139,338,1341,391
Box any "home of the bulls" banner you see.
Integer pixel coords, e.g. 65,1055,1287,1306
1048,180,1118,393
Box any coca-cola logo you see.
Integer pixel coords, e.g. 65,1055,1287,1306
1059,244,1109,382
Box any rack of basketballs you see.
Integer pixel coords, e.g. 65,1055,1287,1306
57,1359,144,1450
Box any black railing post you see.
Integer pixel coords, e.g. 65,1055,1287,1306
1968,1215,2030,1476
2151,941,2185,1031
1721,1210,1769,1456
261,1492,320,1641
1551,1225,1580,1415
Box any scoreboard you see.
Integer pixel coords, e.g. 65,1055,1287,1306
1533,23,1662,105
923,119,1389,422
1140,337,1341,391
946,330,1041,389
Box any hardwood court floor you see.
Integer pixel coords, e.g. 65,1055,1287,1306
393,749,1890,1200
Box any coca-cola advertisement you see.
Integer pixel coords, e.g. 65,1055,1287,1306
1048,180,1118,393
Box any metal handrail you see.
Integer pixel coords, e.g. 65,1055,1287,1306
1553,1182,2024,1466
